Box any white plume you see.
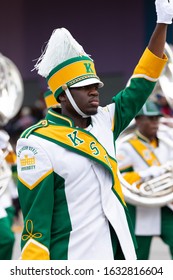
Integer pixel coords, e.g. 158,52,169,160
34,27,90,77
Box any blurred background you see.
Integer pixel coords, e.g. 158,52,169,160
1,0,173,104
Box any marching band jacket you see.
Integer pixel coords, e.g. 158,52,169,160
16,48,167,260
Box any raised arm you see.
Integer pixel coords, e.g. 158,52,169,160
148,24,168,58
148,0,173,58
113,0,173,139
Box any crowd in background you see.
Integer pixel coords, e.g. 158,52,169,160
3,93,46,149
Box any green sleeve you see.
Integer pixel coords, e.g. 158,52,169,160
18,170,54,259
113,77,156,139
112,47,167,140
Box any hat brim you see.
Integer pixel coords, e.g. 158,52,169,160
70,78,104,88
136,112,163,117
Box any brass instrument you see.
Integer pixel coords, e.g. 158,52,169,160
0,53,24,196
117,42,173,207
117,128,173,207
0,148,12,196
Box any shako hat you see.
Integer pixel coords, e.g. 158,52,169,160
34,28,104,100
44,90,60,108
136,100,163,117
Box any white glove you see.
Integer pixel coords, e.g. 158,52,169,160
139,165,166,180
155,0,173,24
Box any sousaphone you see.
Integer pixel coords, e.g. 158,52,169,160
0,53,24,196
117,42,173,207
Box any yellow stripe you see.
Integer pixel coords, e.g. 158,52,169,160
111,117,115,131
18,169,53,190
36,125,104,157
133,48,167,79
5,152,17,164
108,156,125,204
48,60,96,92
44,93,59,108
123,172,141,188
35,125,126,205
129,138,160,166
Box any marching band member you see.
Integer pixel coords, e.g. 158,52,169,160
117,100,173,259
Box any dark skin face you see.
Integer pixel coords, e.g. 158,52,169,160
59,83,100,128
135,115,161,141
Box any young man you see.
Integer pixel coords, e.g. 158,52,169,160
117,100,173,259
16,0,173,260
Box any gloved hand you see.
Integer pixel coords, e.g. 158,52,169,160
155,0,173,24
139,165,166,180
